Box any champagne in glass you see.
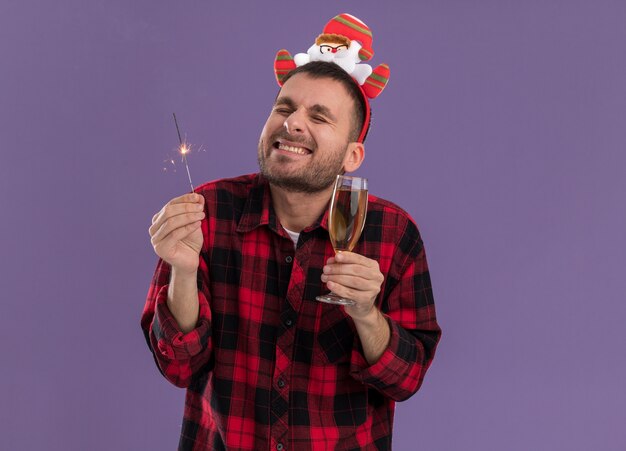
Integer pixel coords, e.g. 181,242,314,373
316,175,368,305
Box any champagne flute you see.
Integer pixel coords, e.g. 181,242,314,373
316,175,368,305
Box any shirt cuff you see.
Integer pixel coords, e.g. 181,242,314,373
349,315,416,389
151,285,212,361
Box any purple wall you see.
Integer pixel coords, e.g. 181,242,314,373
2,1,625,449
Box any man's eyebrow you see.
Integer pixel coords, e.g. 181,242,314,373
274,96,296,108
274,96,336,122
309,104,336,122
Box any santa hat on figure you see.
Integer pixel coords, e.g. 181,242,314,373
274,13,390,143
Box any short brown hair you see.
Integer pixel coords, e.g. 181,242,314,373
315,33,351,47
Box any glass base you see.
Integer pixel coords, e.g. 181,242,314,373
315,292,356,306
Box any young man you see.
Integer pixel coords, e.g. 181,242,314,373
142,60,440,450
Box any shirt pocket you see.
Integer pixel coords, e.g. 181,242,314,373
315,305,356,365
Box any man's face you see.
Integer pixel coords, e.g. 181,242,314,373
257,73,356,193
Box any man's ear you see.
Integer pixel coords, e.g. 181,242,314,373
343,142,365,173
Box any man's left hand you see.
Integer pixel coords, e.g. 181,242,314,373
320,251,384,319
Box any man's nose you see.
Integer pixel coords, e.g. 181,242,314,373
283,109,306,134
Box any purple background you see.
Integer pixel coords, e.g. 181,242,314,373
1,1,625,450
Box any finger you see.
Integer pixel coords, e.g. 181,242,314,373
325,280,369,304
150,201,204,234
324,262,362,276
334,251,378,268
151,193,203,224
323,262,378,279
150,207,205,242
153,220,202,253
169,192,204,205
325,253,376,270
322,274,380,292
151,211,205,243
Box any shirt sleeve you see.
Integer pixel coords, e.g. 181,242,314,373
350,224,441,402
140,257,214,388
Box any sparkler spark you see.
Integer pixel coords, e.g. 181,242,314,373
173,113,195,193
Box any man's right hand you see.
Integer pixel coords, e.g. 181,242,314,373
149,193,205,274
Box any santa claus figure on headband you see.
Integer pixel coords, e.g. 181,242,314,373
274,13,390,100
294,32,373,85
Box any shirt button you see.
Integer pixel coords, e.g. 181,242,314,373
277,378,286,388
284,318,293,327
277,443,284,451
285,256,293,263
157,339,172,359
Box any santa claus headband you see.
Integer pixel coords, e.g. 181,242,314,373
273,13,390,143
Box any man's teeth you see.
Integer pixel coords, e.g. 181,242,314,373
278,143,308,155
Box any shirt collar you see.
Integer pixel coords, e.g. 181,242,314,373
236,173,330,234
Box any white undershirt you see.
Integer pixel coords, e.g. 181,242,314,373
283,227,300,249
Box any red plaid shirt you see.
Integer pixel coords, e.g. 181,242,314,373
141,173,441,450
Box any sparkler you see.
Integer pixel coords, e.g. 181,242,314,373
173,113,195,193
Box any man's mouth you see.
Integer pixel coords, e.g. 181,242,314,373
273,141,312,155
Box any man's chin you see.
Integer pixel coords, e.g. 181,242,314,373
266,176,317,193
261,170,331,194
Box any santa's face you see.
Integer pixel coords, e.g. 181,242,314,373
319,42,349,57
257,74,355,193
307,40,350,62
